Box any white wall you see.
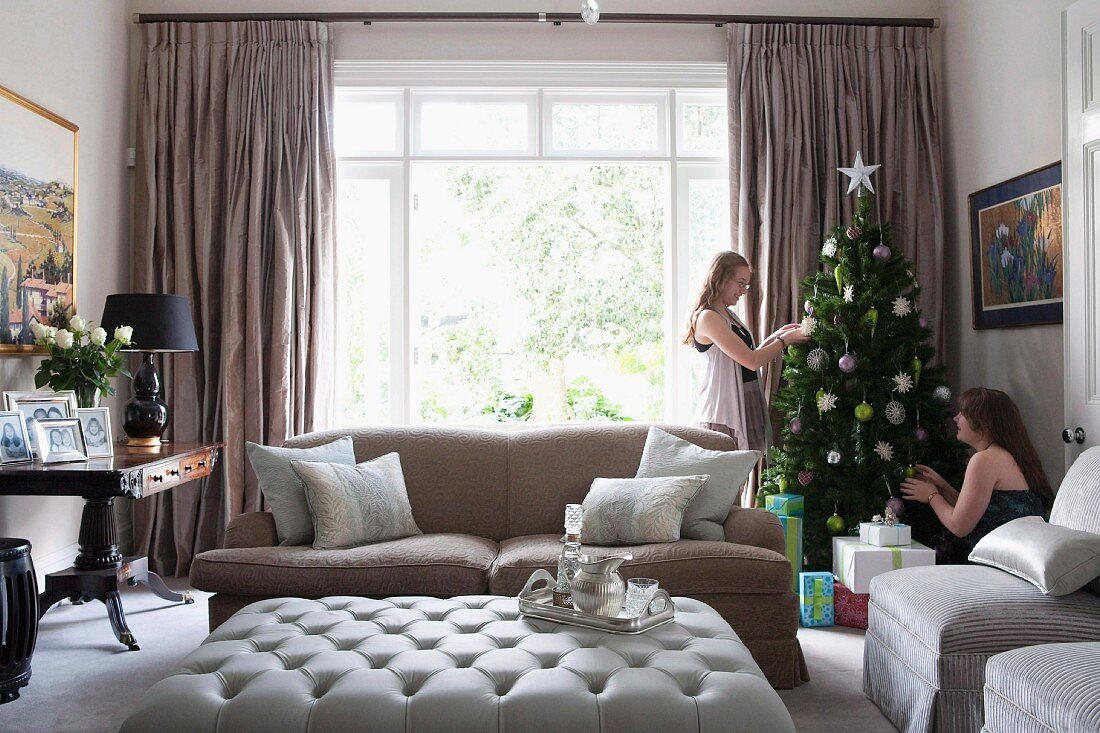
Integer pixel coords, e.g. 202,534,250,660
0,1,130,575
941,0,1070,485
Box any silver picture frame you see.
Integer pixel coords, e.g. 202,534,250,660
3,390,78,456
33,417,87,464
0,410,33,464
76,407,113,458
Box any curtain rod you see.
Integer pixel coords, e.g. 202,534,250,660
132,12,938,29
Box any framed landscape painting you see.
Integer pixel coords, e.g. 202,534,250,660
969,162,1062,329
0,85,77,353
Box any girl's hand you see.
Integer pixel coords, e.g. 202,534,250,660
914,464,947,491
777,324,810,344
900,477,938,503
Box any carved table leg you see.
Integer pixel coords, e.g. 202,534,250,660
123,557,193,604
103,590,139,650
73,497,122,570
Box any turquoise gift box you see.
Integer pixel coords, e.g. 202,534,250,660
765,493,805,517
777,515,803,591
799,571,835,627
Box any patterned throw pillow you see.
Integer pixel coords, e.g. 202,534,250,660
581,475,708,546
290,453,422,550
636,426,760,541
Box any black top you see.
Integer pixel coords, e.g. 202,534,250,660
694,320,759,382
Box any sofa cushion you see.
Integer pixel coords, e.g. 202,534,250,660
969,515,1100,596
582,475,707,545
489,534,792,598
636,426,759,541
191,533,498,597
982,642,1100,733
292,454,422,549
246,436,356,546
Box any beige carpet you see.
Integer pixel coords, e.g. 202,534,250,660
6,580,898,732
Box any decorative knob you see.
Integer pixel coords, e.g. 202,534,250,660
168,469,180,477
152,474,164,483
184,464,193,472
1076,427,1087,445
198,460,207,468
1064,429,1074,444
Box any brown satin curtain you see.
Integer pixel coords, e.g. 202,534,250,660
728,23,945,402
130,20,337,575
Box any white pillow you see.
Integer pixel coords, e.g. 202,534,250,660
969,516,1100,595
582,475,708,546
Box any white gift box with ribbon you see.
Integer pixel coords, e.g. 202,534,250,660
858,521,912,547
832,537,935,594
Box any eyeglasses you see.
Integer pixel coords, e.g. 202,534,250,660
735,280,752,291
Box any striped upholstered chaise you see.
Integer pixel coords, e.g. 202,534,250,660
863,446,1100,733
981,642,1100,732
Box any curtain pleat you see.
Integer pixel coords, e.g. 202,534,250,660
728,23,945,404
131,20,336,575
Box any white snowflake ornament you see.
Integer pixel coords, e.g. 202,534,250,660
892,296,912,317
874,441,894,462
800,316,817,337
885,400,906,425
892,372,914,394
843,284,854,303
817,391,839,413
822,237,838,258
806,348,827,371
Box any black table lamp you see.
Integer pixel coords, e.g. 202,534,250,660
101,294,199,446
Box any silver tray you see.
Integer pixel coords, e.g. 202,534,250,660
517,569,675,634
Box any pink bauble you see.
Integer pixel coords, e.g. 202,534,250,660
919,317,928,329
847,225,862,240
834,314,845,326
804,299,814,315
872,244,891,260
789,417,804,434
913,426,930,442
798,470,814,486
885,497,905,516
838,353,857,373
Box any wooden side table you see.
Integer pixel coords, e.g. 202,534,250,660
0,442,221,650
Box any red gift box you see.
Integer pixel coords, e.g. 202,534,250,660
834,579,869,630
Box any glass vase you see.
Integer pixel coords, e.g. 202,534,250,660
74,382,100,409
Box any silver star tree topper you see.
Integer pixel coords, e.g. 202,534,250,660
838,151,881,195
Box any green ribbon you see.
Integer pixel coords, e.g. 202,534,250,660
811,578,826,620
781,516,803,591
889,545,902,570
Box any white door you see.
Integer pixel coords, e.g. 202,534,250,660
1064,0,1100,466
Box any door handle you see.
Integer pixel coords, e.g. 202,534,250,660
1065,427,1087,445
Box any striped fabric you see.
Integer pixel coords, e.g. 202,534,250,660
864,566,1100,733
1050,447,1100,597
982,643,1100,733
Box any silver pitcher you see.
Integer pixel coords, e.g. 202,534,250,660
571,553,632,617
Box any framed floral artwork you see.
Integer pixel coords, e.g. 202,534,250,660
969,162,1063,328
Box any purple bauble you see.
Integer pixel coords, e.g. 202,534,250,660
919,317,928,329
913,426,930,442
872,244,891,260
834,314,845,326
847,225,862,240
803,299,814,315
789,417,804,435
838,353,857,373
886,496,905,516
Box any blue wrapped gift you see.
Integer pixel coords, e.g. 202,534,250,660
799,571,835,627
765,493,805,517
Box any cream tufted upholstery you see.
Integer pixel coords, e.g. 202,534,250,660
121,595,796,733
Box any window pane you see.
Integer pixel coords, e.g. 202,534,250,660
335,178,392,424
681,103,727,155
336,100,399,156
410,162,667,424
419,102,530,151
551,103,659,151
688,178,732,293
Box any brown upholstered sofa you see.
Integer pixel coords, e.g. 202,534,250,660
190,424,808,688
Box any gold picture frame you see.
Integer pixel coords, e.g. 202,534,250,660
0,84,78,354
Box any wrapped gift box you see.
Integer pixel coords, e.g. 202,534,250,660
833,580,869,630
832,537,935,594
799,571,834,627
778,515,803,591
858,521,912,547
765,493,805,517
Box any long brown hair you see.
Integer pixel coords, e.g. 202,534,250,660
957,387,1054,501
682,251,750,345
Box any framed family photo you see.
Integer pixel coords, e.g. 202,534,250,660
0,410,32,464
33,417,87,464
969,162,1063,329
3,389,77,455
76,407,113,457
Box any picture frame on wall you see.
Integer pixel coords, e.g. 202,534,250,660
0,85,78,353
968,162,1063,329
76,407,113,458
0,410,32,464
33,417,87,464
3,389,77,456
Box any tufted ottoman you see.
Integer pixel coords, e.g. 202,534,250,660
121,595,795,733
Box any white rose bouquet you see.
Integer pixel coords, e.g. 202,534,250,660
33,315,134,408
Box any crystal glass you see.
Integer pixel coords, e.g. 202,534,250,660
623,578,659,618
564,503,584,535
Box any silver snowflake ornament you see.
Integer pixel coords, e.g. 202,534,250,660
822,237,838,258
934,385,953,404
807,347,827,371
800,315,817,337
885,400,906,425
817,391,839,413
843,284,854,303
874,441,894,462
892,296,912,317
892,372,914,394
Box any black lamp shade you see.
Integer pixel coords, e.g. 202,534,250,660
100,294,198,353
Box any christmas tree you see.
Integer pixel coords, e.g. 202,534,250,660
761,153,965,570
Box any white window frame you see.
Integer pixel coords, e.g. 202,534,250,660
541,90,669,158
674,90,729,159
334,89,405,157
334,62,728,427
410,89,538,157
